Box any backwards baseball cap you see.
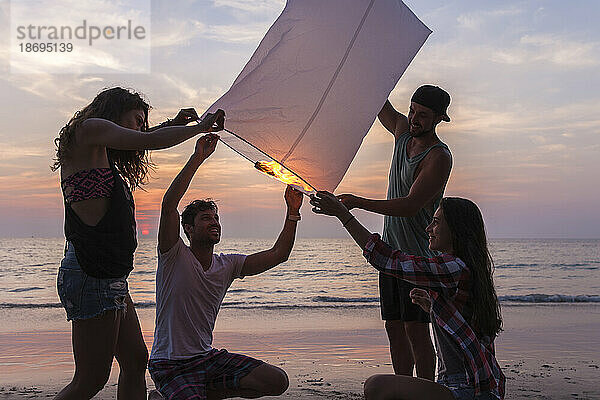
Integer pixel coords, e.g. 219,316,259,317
411,85,451,122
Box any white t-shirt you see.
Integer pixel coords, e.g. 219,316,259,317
150,238,246,360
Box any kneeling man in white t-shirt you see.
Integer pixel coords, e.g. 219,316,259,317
148,133,303,399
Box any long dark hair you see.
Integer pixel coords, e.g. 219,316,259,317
441,197,502,338
51,87,153,189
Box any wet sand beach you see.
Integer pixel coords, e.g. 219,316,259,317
1,305,599,399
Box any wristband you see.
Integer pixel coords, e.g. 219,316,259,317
342,214,355,227
287,213,301,222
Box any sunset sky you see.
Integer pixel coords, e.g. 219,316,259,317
0,0,598,239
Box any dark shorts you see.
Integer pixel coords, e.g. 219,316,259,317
437,373,501,400
148,349,264,400
379,271,430,322
56,242,128,321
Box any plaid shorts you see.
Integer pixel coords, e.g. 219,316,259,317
148,349,264,399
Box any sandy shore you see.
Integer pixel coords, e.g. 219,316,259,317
1,304,599,399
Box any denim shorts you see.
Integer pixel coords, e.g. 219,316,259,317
57,242,129,321
437,373,500,400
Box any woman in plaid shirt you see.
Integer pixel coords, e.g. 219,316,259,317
311,192,504,400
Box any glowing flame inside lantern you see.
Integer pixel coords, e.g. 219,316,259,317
254,160,314,193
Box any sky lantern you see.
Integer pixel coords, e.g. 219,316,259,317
203,0,431,194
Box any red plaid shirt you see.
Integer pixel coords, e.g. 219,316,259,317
364,234,505,399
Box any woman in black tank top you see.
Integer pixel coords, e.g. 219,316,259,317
51,87,224,400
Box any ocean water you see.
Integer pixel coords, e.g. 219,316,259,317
0,237,598,311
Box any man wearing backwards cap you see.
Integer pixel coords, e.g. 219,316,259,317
338,85,453,380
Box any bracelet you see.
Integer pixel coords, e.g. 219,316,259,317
342,214,355,227
287,213,301,222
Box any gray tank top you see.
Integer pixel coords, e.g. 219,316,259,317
433,320,467,376
382,132,451,257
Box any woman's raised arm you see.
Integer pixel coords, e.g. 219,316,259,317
77,109,224,151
